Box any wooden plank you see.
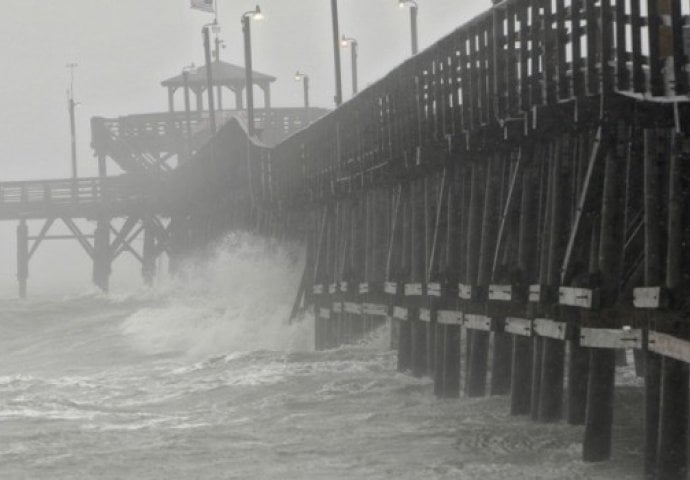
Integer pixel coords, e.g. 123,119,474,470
427,282,442,297
464,313,493,331
438,310,463,326
505,317,532,336
528,284,542,302
363,303,388,317
488,284,513,301
404,282,423,296
649,331,690,364
558,286,595,309
533,318,569,340
393,306,408,321
344,302,362,315
384,281,398,295
420,308,432,322
458,282,473,300
580,328,643,349
633,286,664,309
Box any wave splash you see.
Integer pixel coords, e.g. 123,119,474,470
120,232,313,359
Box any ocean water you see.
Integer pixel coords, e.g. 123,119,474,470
0,234,645,479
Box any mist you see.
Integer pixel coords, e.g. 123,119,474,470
0,0,487,297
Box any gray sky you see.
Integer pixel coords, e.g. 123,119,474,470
0,0,488,296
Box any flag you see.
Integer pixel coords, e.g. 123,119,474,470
190,0,215,13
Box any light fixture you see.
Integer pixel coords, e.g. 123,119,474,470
341,35,356,48
244,5,263,20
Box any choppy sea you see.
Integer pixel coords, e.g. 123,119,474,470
0,234,645,479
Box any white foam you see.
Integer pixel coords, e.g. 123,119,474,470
120,232,314,359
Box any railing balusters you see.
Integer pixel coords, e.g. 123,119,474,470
519,2,531,111
670,0,688,94
572,0,585,97
630,0,645,92
586,0,599,95
647,0,664,95
615,0,630,90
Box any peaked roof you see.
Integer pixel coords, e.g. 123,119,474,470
161,61,277,89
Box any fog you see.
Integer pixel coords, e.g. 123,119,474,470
0,0,488,297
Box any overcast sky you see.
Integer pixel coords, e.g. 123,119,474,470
0,0,488,297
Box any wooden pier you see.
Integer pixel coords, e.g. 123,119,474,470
158,0,690,477
4,0,690,477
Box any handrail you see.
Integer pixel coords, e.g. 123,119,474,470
262,0,690,208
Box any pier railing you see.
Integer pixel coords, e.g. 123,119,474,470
0,175,154,219
269,0,690,206
92,107,329,175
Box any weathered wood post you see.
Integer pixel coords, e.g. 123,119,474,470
490,151,516,397
438,167,462,398
16,218,28,299
397,187,413,372
566,136,590,427
643,127,663,478
582,122,624,462
410,179,428,377
465,160,487,396
92,217,111,292
511,160,536,414
538,139,566,423
142,217,157,286
656,131,689,480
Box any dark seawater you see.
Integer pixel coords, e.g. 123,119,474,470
0,235,645,479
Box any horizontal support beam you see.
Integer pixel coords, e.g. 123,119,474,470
580,328,643,349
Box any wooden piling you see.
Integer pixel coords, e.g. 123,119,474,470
538,140,566,423
643,128,663,477
511,165,535,414
656,131,688,479
397,189,413,372
142,218,156,286
465,160,488,397
410,180,428,378
93,217,111,293
583,123,624,462
16,219,28,299
566,337,589,425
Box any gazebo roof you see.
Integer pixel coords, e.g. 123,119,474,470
161,61,277,89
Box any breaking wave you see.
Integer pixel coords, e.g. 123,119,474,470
120,232,314,358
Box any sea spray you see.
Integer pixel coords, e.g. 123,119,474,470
120,232,314,358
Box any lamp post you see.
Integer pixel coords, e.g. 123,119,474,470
182,64,195,161
340,35,358,95
66,62,78,180
242,5,263,137
202,21,219,134
294,71,310,125
398,0,419,55
214,34,225,110
330,0,343,106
